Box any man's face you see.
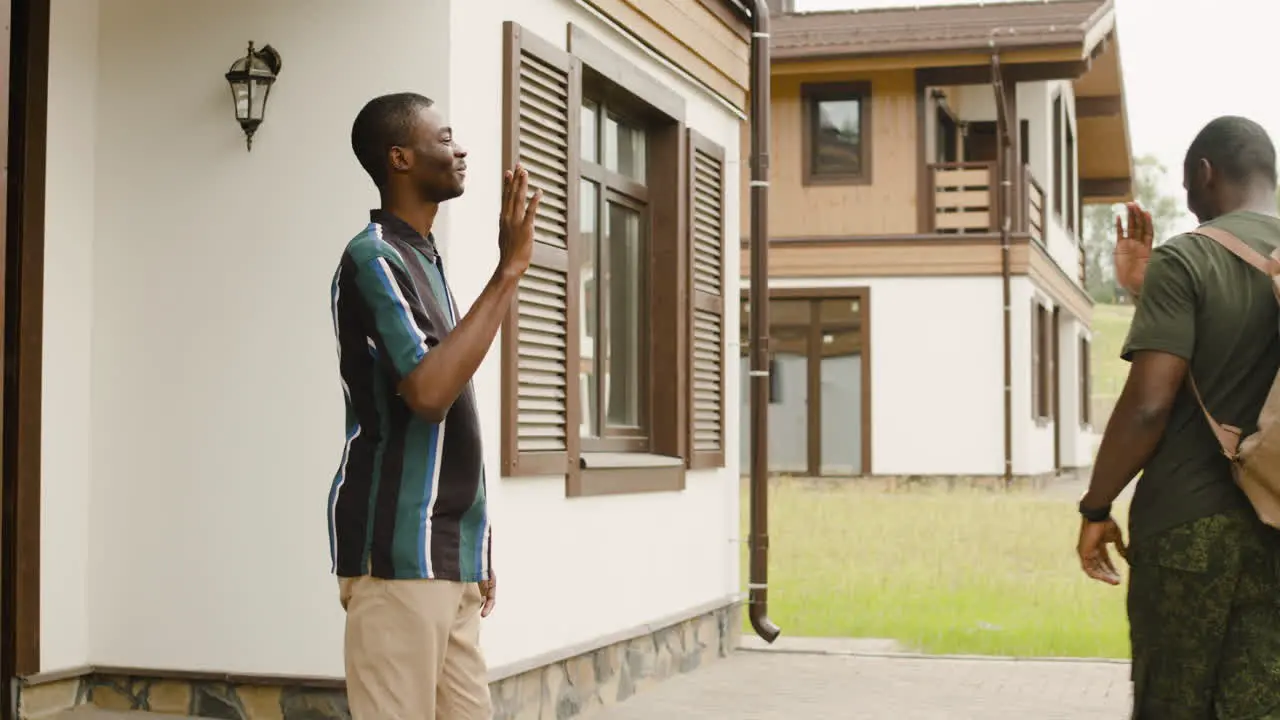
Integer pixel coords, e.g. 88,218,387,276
400,106,467,203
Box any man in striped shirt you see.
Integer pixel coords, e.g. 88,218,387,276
329,92,540,719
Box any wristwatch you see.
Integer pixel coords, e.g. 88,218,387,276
1078,498,1112,523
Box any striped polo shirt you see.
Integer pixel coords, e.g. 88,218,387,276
327,209,490,582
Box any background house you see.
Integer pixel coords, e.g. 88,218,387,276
741,0,1133,482
3,0,752,717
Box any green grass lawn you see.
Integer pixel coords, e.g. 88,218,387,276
742,479,1132,659
737,305,1138,658
1092,303,1135,405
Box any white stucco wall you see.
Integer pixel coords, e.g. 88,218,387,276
43,0,741,679
759,275,1094,478
79,0,451,675
41,0,100,672
1016,278,1094,475
446,0,743,670
767,276,1005,476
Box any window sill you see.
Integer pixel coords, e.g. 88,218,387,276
567,453,686,498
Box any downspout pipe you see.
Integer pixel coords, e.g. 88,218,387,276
747,0,781,643
991,51,1014,488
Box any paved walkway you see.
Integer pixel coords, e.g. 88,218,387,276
589,649,1132,719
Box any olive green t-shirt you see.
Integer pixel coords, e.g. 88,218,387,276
1122,210,1280,541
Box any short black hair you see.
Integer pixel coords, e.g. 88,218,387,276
351,92,435,188
1184,115,1277,187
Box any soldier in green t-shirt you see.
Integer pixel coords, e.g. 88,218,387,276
1077,116,1280,718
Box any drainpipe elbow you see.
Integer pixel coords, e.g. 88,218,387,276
749,603,781,643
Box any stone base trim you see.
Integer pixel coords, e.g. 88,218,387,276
18,600,742,720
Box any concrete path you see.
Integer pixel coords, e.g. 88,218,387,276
588,648,1132,719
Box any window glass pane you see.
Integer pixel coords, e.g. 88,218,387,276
604,202,643,428
820,328,863,475
579,180,600,438
581,100,599,164
760,325,809,474
812,97,863,176
603,113,646,182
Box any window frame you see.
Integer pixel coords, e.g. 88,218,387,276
578,122,652,452
1052,93,1064,219
1065,115,1077,236
1031,300,1056,424
801,81,873,187
1031,300,1042,420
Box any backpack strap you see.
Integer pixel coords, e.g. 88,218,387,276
1183,224,1275,461
1195,225,1280,276
1187,375,1243,461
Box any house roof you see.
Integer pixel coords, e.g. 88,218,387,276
769,0,1133,203
721,0,754,19
772,0,1114,60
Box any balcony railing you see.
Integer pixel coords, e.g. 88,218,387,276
1025,166,1045,245
929,162,996,234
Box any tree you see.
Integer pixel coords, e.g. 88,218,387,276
1082,154,1186,303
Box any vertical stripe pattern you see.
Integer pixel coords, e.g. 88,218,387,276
328,211,490,582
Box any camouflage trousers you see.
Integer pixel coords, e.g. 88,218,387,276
1128,510,1280,719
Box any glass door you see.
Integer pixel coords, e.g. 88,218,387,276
742,295,868,477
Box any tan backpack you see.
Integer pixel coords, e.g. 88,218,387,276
1188,226,1280,528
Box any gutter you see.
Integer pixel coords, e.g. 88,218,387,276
991,51,1014,487
747,0,780,643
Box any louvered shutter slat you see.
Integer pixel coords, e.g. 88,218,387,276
516,264,568,451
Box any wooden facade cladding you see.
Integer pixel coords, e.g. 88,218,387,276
743,235,1094,326
583,0,749,109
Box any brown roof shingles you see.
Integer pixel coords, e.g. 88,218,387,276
772,0,1112,60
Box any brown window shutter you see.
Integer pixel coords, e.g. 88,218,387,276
1080,336,1092,426
1044,304,1054,417
500,22,582,480
687,130,726,469
1030,301,1041,419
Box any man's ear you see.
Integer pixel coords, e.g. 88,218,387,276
1198,157,1214,188
388,146,412,173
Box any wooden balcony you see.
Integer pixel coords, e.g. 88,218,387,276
929,162,996,234
1025,166,1045,245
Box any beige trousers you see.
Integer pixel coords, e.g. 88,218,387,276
340,575,493,719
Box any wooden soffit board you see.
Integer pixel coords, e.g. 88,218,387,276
1074,33,1132,202
585,0,749,109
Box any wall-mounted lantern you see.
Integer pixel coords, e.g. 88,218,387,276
225,41,282,151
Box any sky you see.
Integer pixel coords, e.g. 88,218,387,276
794,0,1279,234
